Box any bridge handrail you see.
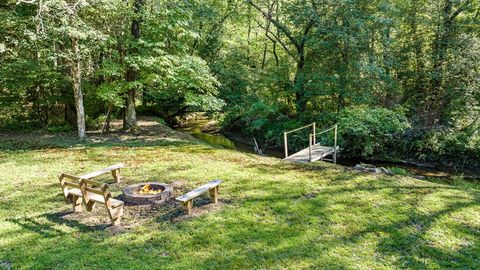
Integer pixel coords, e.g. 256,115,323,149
284,123,338,163
315,125,336,136
309,124,338,162
284,123,315,135
284,122,316,158
313,125,337,145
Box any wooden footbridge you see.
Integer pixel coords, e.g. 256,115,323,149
283,123,339,163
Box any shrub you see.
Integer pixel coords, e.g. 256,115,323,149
155,117,167,125
337,106,410,158
387,166,411,176
414,126,480,168
86,115,106,130
47,124,74,133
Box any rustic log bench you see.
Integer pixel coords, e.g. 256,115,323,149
176,180,222,215
79,163,125,183
58,173,124,226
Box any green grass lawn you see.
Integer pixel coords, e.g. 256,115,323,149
1,120,479,269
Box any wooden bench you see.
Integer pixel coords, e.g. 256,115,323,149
79,163,125,183
59,173,124,226
176,180,222,215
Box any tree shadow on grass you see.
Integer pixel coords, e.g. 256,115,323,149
191,182,479,268
156,195,234,224
322,182,480,268
241,159,334,175
6,211,109,237
0,133,200,152
167,193,334,268
376,202,478,268
4,176,480,269
186,157,480,269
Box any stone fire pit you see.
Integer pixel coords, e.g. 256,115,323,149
122,182,174,205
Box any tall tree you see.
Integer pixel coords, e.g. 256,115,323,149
247,0,316,114
123,0,145,130
67,1,87,139
427,0,474,126
69,34,86,139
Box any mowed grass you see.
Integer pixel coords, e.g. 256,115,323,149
1,124,480,269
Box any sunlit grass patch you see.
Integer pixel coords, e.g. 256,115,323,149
0,125,479,269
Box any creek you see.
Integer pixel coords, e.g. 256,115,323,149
176,114,480,180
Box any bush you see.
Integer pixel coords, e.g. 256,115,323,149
86,115,106,130
414,126,480,168
387,167,411,176
155,117,167,125
337,106,411,158
47,124,74,133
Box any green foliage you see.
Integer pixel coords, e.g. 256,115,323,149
85,115,106,130
222,96,299,149
414,125,480,168
387,166,411,176
1,0,480,167
155,117,167,125
337,106,411,158
47,124,74,133
143,55,224,122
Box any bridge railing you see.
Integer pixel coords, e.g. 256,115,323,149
283,123,316,158
284,123,338,163
308,124,338,162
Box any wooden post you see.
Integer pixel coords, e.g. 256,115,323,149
111,169,121,183
112,216,122,226
209,186,219,204
110,207,123,226
72,196,83,213
313,122,316,145
333,124,338,164
309,134,313,162
284,132,288,158
183,200,193,215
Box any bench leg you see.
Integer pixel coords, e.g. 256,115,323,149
108,206,123,226
85,200,96,212
209,186,219,204
112,169,121,183
183,200,193,215
65,194,73,204
72,196,83,213
111,216,122,226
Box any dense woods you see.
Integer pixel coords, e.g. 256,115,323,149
1,0,479,166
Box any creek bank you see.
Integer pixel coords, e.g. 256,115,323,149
175,113,283,156
174,113,480,180
339,158,480,180
353,164,394,176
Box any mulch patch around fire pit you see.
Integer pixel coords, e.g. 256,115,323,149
54,179,228,231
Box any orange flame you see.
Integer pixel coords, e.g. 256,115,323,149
138,184,162,194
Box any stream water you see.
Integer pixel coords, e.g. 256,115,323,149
176,114,480,180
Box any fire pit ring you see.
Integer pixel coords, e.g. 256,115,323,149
123,182,174,205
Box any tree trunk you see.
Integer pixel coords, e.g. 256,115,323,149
411,2,426,105
272,42,279,66
428,0,452,123
382,27,393,108
124,89,137,128
102,104,113,134
261,17,271,69
293,50,306,114
70,36,86,139
123,0,145,130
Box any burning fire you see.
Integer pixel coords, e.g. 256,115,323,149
138,184,162,195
